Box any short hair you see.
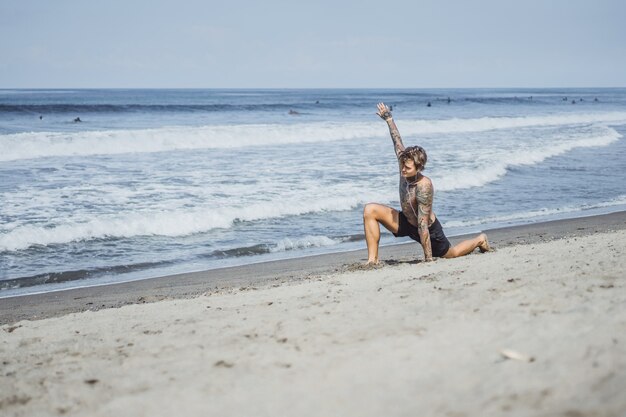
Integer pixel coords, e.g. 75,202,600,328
399,146,427,172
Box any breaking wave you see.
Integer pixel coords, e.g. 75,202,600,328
2,111,625,162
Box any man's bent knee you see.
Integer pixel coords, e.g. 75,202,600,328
363,203,380,219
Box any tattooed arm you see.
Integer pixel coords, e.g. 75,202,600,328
416,178,434,261
376,102,405,159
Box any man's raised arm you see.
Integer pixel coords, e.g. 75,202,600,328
376,102,405,158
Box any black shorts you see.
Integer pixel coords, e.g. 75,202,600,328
393,212,451,257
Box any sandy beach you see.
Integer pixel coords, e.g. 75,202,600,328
1,212,626,416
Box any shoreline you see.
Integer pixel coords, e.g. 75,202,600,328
6,203,625,298
1,210,625,416
1,210,625,325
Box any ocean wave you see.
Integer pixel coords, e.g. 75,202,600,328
0,189,387,252
434,126,622,191
2,112,625,162
270,235,341,252
400,112,626,135
208,235,344,259
0,123,372,162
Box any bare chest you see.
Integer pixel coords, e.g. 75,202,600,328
398,180,435,224
399,183,418,219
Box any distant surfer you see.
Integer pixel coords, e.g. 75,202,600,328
288,109,300,115
74,117,82,122
427,101,432,107
362,103,491,265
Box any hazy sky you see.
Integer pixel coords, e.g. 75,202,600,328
1,0,625,88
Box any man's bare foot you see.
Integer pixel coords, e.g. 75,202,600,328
478,233,491,253
364,260,380,266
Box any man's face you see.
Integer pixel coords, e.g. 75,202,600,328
401,159,418,178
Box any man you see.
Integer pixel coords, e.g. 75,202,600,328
363,103,490,264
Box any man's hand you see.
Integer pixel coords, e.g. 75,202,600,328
376,102,393,121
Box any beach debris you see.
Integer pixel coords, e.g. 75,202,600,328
4,325,22,333
214,360,234,368
84,379,99,385
500,349,535,362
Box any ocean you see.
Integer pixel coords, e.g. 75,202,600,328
1,88,625,297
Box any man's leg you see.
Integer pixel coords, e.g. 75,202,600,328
363,204,400,264
442,233,490,258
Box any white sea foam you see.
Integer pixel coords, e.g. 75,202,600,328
0,123,370,162
1,112,625,161
433,126,622,191
0,186,393,252
400,112,626,135
270,235,340,253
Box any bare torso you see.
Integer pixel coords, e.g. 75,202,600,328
399,176,436,228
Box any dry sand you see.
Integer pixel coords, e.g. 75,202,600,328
1,219,626,416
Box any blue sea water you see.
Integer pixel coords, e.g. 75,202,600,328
1,88,625,297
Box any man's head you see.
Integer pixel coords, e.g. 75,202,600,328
399,146,427,177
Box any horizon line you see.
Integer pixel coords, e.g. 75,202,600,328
1,86,625,90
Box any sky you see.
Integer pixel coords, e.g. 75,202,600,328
1,0,625,88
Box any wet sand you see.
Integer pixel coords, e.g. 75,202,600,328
1,212,625,416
